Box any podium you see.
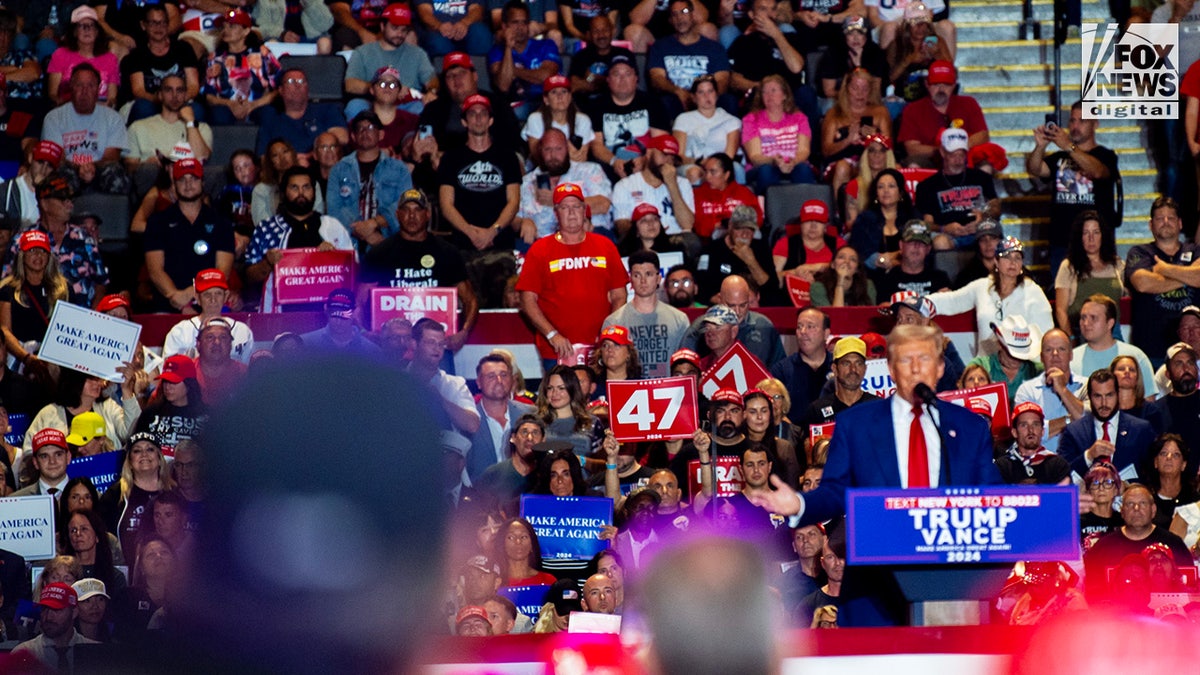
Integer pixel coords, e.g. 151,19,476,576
845,486,1080,626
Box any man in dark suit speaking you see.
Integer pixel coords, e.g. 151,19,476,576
752,323,1004,624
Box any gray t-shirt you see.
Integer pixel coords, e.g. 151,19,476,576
345,42,435,90
603,301,690,379
42,103,128,163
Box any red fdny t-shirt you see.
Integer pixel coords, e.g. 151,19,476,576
516,233,630,358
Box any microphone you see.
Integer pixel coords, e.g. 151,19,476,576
912,382,951,484
913,382,938,407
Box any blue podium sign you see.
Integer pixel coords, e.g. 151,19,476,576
500,584,555,623
845,486,1080,565
520,495,613,561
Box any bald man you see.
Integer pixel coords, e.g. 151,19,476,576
680,275,785,367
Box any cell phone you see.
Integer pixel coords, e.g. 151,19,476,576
570,134,584,148
1044,113,1058,131
418,125,433,140
536,174,551,190
860,116,873,128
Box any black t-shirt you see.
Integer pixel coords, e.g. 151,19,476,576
362,234,469,288
586,91,671,153
816,41,890,97
436,143,523,249
697,238,781,305
914,167,999,227
1044,145,1120,248
995,453,1072,485
143,204,236,311
283,212,326,249
669,437,749,500
0,282,53,345
875,265,951,299
416,91,522,156
727,31,808,90
119,41,200,105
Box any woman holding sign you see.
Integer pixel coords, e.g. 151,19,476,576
21,368,142,459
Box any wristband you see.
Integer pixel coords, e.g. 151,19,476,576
185,121,197,129
609,155,618,167
606,463,617,470
545,330,558,340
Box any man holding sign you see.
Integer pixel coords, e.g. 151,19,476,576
517,182,628,365
360,188,478,350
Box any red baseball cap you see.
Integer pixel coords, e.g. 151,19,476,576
598,325,632,347
96,294,131,314
646,134,679,156
553,182,585,205
462,94,490,113
38,582,77,610
456,605,489,626
216,9,252,27
19,230,51,253
382,3,412,25
711,388,743,407
927,60,957,85
172,157,204,181
632,203,660,222
159,354,198,383
194,268,228,293
670,349,700,368
965,397,993,417
861,332,887,358
33,428,67,453
33,140,63,167
443,52,474,73
1011,401,1044,425
799,199,828,224
543,74,569,92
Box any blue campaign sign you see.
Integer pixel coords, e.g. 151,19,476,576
67,451,125,495
500,584,555,623
520,495,613,561
845,486,1080,565
5,413,28,446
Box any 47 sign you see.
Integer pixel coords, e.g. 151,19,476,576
699,343,770,398
607,377,699,442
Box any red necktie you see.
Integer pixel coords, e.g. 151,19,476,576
1102,421,1110,442
909,404,930,488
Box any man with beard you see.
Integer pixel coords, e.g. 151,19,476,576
896,60,989,167
798,337,879,446
245,166,355,311
192,317,246,407
696,443,793,562
476,413,543,513
516,127,613,239
11,583,100,669
1015,328,1086,453
1147,343,1200,475
467,355,535,483
343,3,437,118
409,318,480,436
125,74,213,173
359,189,477,348
665,264,704,308
1059,369,1155,484
913,127,1000,249
611,134,695,236
669,388,748,498
437,94,523,253
995,402,1072,485
603,249,689,378
144,157,236,312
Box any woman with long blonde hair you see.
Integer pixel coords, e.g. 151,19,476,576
98,433,176,558
0,230,69,373
821,69,892,196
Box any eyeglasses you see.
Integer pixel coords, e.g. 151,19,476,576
284,77,307,85
1088,479,1116,489
316,144,339,151
376,81,400,89
668,278,694,288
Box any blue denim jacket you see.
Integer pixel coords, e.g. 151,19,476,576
327,153,413,248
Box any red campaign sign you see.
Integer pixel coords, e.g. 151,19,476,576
273,249,355,305
785,276,811,308
607,376,699,442
937,381,1011,435
687,456,743,498
699,342,771,398
370,287,459,333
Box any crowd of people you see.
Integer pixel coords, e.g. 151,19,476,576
3,0,1200,667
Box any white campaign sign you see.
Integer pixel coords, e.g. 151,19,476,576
0,495,57,560
39,302,141,381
